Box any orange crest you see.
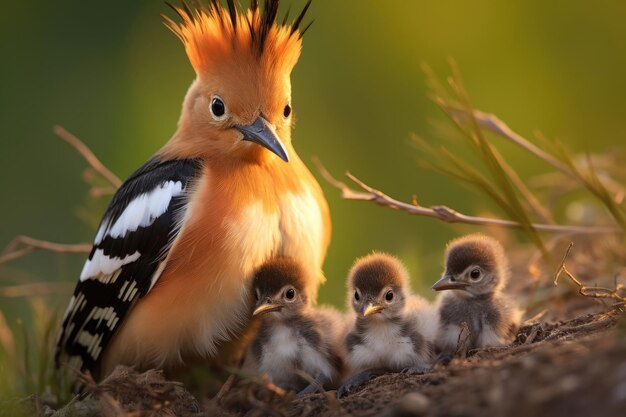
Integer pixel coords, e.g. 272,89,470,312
164,0,312,78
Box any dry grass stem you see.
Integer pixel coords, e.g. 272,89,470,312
489,146,554,224
454,109,571,176
458,109,626,204
0,235,91,265
258,374,287,398
314,157,621,235
214,374,237,404
455,322,471,358
0,310,16,363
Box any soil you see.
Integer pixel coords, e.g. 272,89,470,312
30,301,625,417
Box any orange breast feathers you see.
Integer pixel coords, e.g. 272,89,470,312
100,153,330,374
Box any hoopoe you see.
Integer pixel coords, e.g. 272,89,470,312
55,0,330,380
433,234,521,355
244,258,344,396
339,253,437,397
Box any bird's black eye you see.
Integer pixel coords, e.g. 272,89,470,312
385,290,394,301
354,291,360,301
283,104,291,118
210,96,226,119
470,269,481,280
285,288,295,300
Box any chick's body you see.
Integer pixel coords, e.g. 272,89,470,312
436,291,519,351
344,253,435,376
433,234,521,354
245,259,343,393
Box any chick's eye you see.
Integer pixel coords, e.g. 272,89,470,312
470,269,481,280
385,290,394,301
283,104,291,118
210,96,226,119
354,291,360,301
285,288,295,300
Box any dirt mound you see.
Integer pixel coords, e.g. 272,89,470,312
37,305,625,417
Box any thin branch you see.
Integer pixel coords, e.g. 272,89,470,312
0,235,91,265
53,125,122,188
0,282,75,297
0,127,115,267
553,242,626,302
89,186,116,198
314,157,622,235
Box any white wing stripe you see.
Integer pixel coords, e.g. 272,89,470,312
93,217,110,245
79,250,141,281
108,180,184,239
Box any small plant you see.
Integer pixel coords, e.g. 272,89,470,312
415,61,625,247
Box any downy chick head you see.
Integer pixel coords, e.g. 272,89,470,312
251,257,310,320
347,252,410,320
433,234,509,297
163,1,313,162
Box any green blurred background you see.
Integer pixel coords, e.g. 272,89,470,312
1,0,625,322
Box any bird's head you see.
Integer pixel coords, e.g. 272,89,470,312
347,252,409,320
433,234,509,297
251,257,309,320
162,0,312,163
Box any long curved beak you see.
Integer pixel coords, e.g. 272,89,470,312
235,116,289,162
252,302,282,317
363,303,384,317
432,274,469,291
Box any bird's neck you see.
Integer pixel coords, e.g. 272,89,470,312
451,290,495,302
261,310,305,327
356,313,403,330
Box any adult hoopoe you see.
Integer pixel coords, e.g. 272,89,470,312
55,0,330,380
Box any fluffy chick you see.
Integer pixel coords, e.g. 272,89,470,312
244,258,343,395
433,234,522,355
339,253,436,396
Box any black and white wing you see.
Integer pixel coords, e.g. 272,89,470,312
55,155,202,373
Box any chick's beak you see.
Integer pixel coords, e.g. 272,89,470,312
235,116,289,162
362,303,384,317
432,274,469,291
252,302,282,317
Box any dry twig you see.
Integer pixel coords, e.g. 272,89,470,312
553,243,626,302
245,381,287,417
314,158,621,235
0,282,74,297
53,125,122,188
1,127,118,266
0,235,91,265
